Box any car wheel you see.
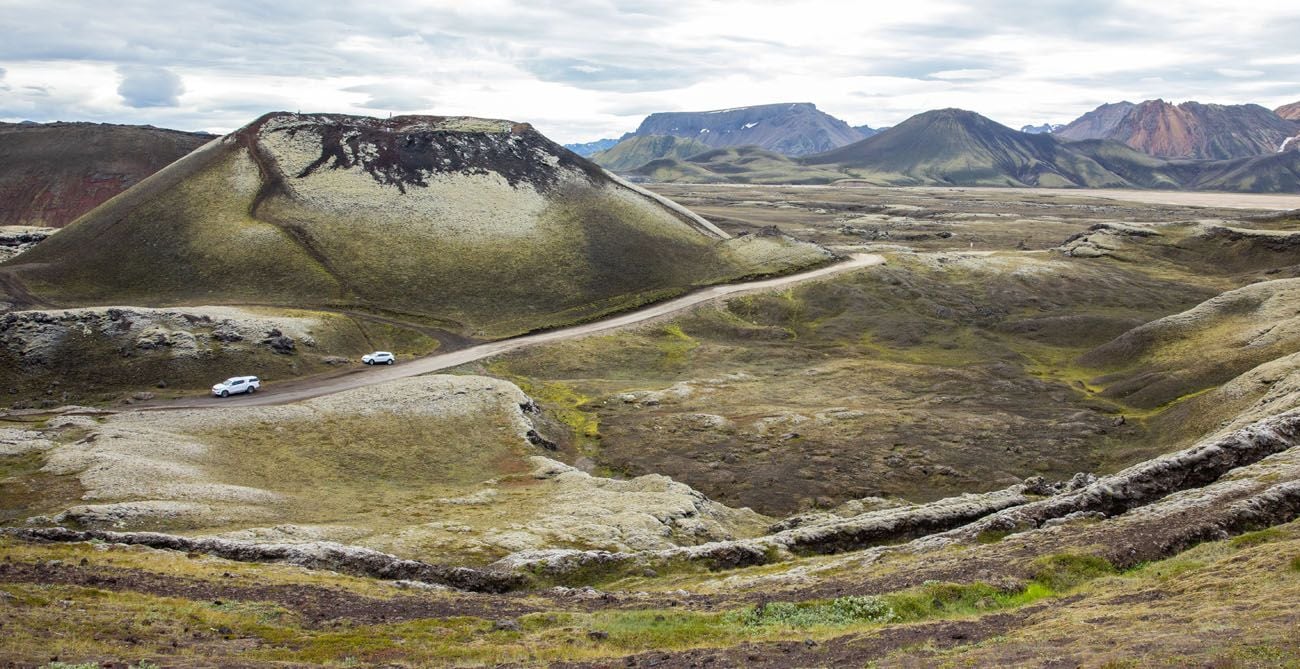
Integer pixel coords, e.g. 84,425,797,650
220,390,229,397
248,386,255,393
386,359,394,365
366,360,373,365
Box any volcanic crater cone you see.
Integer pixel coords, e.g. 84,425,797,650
0,112,830,338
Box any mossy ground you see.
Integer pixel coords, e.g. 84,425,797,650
472,250,1217,514
5,520,1300,667
462,188,1300,515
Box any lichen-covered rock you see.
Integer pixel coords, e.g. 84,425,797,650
0,226,55,263
929,408,1300,544
0,427,54,455
4,526,524,592
0,306,321,364
491,481,1037,581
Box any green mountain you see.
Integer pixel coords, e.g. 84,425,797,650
589,135,711,171
0,112,831,339
803,108,1132,187
630,145,848,185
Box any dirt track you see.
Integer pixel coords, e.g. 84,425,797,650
142,253,885,410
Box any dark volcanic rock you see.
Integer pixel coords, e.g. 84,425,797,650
6,527,526,593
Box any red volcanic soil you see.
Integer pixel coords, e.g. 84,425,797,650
0,121,211,228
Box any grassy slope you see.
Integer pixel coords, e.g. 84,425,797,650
589,135,711,172
7,143,344,308
631,146,849,185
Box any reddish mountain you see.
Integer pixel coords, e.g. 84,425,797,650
1275,101,1300,121
1055,100,1296,160
0,122,213,228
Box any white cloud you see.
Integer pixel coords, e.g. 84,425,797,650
0,0,1298,140
928,69,997,81
1215,68,1264,78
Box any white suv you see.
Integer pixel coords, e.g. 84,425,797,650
362,351,395,365
212,376,260,397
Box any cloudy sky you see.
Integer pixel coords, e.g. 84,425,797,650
1,0,1297,143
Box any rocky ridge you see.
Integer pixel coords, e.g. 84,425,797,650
1056,99,1297,159
1,306,324,365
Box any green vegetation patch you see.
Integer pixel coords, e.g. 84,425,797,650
199,410,536,530
1231,528,1288,550
1030,553,1116,591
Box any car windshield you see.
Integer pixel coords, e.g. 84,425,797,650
222,378,239,385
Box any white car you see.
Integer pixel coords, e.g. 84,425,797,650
212,376,260,397
363,351,395,365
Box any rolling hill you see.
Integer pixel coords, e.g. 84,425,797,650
0,112,832,339
589,135,711,171
1055,99,1297,159
628,103,869,157
629,145,849,185
0,121,213,228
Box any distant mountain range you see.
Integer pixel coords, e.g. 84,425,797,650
584,103,877,174
0,121,214,227
625,108,1300,193
1020,123,1064,134
562,138,619,157
629,103,870,157
1055,100,1298,159
590,135,712,172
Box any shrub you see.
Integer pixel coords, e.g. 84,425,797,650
1031,553,1115,591
731,595,897,628
1289,555,1300,573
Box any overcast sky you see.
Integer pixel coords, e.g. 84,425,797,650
1,0,1297,143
